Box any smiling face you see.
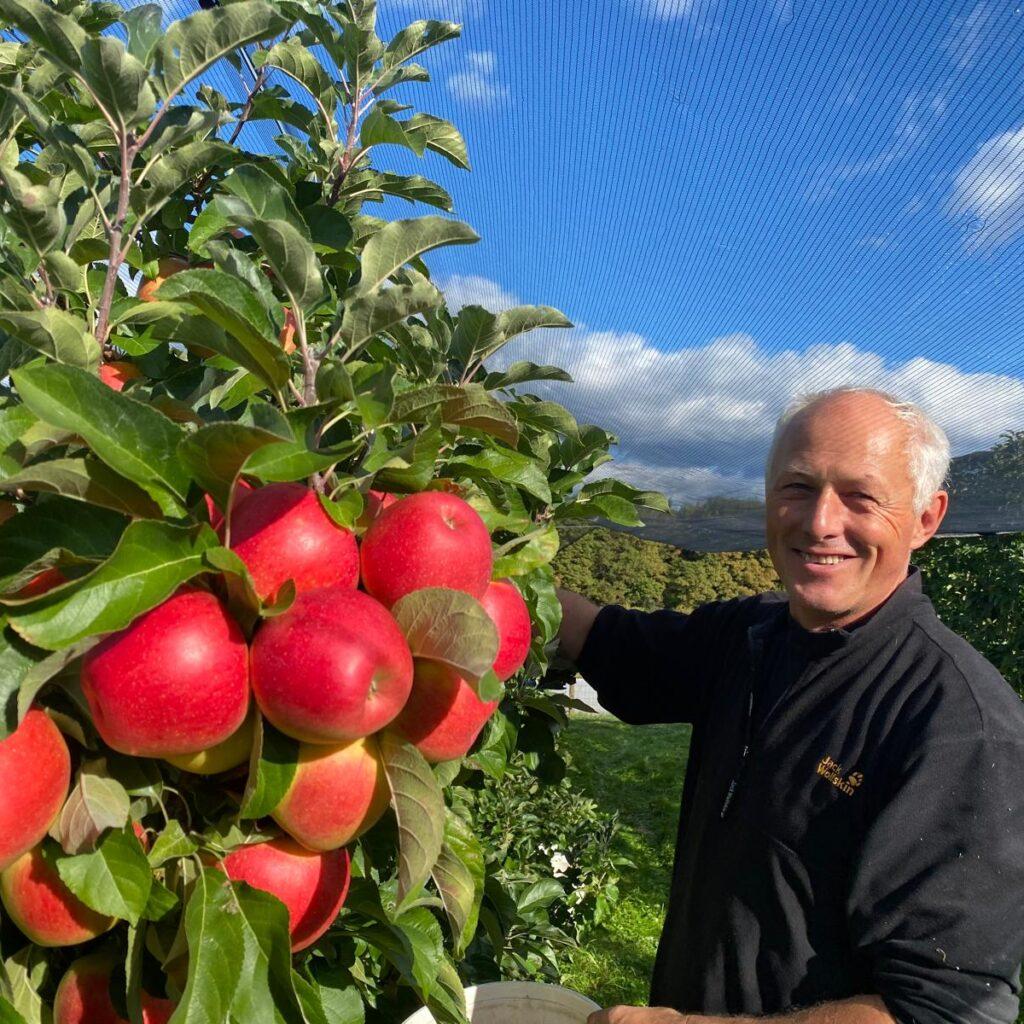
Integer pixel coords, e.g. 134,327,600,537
765,393,948,631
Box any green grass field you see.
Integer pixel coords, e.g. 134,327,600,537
558,713,1024,1022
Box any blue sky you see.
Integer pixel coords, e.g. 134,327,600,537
170,0,1024,504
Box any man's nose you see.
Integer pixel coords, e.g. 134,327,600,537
805,487,844,538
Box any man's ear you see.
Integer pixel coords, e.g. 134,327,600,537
910,490,948,550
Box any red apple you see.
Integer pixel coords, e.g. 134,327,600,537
1,845,114,946
271,735,390,851
80,589,250,758
360,491,493,607
99,361,142,392
0,708,71,872
221,836,350,951
0,501,17,525
15,566,66,598
251,586,413,743
230,483,359,602
53,954,175,1024
480,579,532,681
387,660,498,763
137,257,188,302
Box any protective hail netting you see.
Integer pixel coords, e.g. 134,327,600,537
129,0,1024,550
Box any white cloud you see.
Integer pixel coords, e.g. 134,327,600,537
589,459,764,506
436,274,1024,506
633,0,792,21
808,91,947,201
948,125,1024,250
945,2,998,69
492,324,1024,487
447,50,508,103
439,273,520,311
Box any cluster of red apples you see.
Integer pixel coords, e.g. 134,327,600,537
0,484,532,1022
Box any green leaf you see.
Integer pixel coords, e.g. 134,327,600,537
341,280,441,355
359,107,426,156
0,458,163,518
0,623,46,738
0,310,99,369
156,1,290,97
239,718,299,820
258,36,335,112
384,19,460,67
122,3,163,65
374,171,452,211
0,167,66,257
178,422,286,511
0,947,47,1024
156,269,291,389
494,305,573,348
52,765,131,854
80,36,155,128
0,0,85,73
405,114,470,170
391,383,518,447
511,399,580,440
169,867,307,1024
492,524,559,577
220,164,306,232
142,877,179,921
13,637,99,727
0,995,28,1024
425,957,469,1024
448,448,551,504
358,217,477,293
449,305,499,367
242,438,358,483
378,732,445,909
309,965,364,1024
318,488,362,530
371,424,442,493
302,204,353,253
147,820,198,868
11,363,189,515
7,521,219,650
362,906,443,1002
55,827,152,925
483,361,573,390
0,498,125,581
431,811,484,958
391,588,498,682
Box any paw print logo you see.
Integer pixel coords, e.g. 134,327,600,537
847,771,864,788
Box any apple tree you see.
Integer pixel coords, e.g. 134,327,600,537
0,0,669,1020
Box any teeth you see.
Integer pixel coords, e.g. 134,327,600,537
801,553,846,565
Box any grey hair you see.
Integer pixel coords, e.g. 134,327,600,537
765,387,951,515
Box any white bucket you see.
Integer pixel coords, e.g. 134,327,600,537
401,981,601,1024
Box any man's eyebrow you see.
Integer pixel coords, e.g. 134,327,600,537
777,468,886,488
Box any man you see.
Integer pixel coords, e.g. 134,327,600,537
558,387,1024,1024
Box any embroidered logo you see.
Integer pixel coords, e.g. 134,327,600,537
816,756,864,797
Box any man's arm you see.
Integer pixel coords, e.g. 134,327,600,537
587,996,895,1024
555,586,602,662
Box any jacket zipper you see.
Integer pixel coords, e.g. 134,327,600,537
719,686,754,818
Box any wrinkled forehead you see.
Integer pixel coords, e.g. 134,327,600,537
769,399,912,482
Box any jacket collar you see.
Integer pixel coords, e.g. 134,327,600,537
750,564,933,653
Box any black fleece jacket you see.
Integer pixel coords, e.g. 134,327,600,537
576,567,1024,1023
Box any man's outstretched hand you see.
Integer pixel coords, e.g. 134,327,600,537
587,997,895,1023
588,1008,685,1024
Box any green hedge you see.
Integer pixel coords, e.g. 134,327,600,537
554,528,1024,694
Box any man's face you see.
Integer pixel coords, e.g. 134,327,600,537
765,394,947,631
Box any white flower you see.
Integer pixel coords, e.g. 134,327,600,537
550,852,570,877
